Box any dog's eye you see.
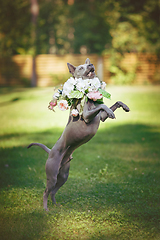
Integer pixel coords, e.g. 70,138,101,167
79,67,84,70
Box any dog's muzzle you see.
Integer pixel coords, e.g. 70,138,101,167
86,64,95,78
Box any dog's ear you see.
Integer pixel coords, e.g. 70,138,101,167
67,63,76,76
85,58,91,65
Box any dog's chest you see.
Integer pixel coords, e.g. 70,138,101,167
62,115,100,147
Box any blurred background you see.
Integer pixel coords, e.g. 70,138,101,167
0,2,160,238
0,0,160,87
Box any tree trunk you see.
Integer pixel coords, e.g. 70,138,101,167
30,0,39,87
31,56,37,87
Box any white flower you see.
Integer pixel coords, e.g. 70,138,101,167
62,89,71,98
90,77,101,91
58,100,69,111
62,77,75,97
53,92,60,99
83,79,90,89
71,109,79,117
75,78,88,93
84,77,101,92
101,81,106,90
67,77,76,86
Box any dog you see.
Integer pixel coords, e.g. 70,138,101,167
28,58,130,211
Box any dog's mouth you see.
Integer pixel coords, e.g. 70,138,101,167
86,67,95,78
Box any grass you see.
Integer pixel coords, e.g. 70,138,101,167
0,85,160,240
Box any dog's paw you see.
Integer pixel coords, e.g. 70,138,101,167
117,101,130,112
123,104,130,112
108,109,115,119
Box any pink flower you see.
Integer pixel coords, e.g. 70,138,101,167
58,100,69,111
48,100,57,110
71,109,79,117
87,91,102,101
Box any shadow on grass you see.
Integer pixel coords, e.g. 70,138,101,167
0,124,160,239
0,128,62,147
0,123,159,190
0,210,48,240
0,128,63,190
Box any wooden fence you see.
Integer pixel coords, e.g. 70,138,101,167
0,54,159,86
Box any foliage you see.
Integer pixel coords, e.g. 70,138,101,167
118,0,160,54
68,0,112,54
0,0,31,56
50,73,71,86
110,65,136,85
108,51,137,84
98,88,111,99
0,86,160,239
0,0,159,56
36,0,69,55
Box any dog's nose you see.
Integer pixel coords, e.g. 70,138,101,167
87,64,95,72
87,64,94,69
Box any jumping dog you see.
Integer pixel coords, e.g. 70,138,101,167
28,58,130,211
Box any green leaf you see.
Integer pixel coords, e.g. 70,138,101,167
96,98,104,104
79,96,85,115
69,90,84,99
99,89,111,99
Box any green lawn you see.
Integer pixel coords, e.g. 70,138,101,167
0,85,160,240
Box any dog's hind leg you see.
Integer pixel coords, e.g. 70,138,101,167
50,161,70,205
43,188,50,211
43,158,60,210
43,150,71,210
43,175,58,211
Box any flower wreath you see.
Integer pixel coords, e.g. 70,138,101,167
48,76,111,117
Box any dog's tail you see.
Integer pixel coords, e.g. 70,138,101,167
27,143,51,154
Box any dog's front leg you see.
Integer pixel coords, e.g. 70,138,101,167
82,101,115,123
100,101,130,122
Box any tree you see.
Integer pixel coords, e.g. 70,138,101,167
110,0,160,54
0,0,159,56
36,0,69,54
67,0,112,54
0,0,31,56
30,0,39,87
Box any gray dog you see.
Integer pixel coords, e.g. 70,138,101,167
28,58,130,211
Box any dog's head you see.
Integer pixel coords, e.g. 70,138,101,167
67,58,95,79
